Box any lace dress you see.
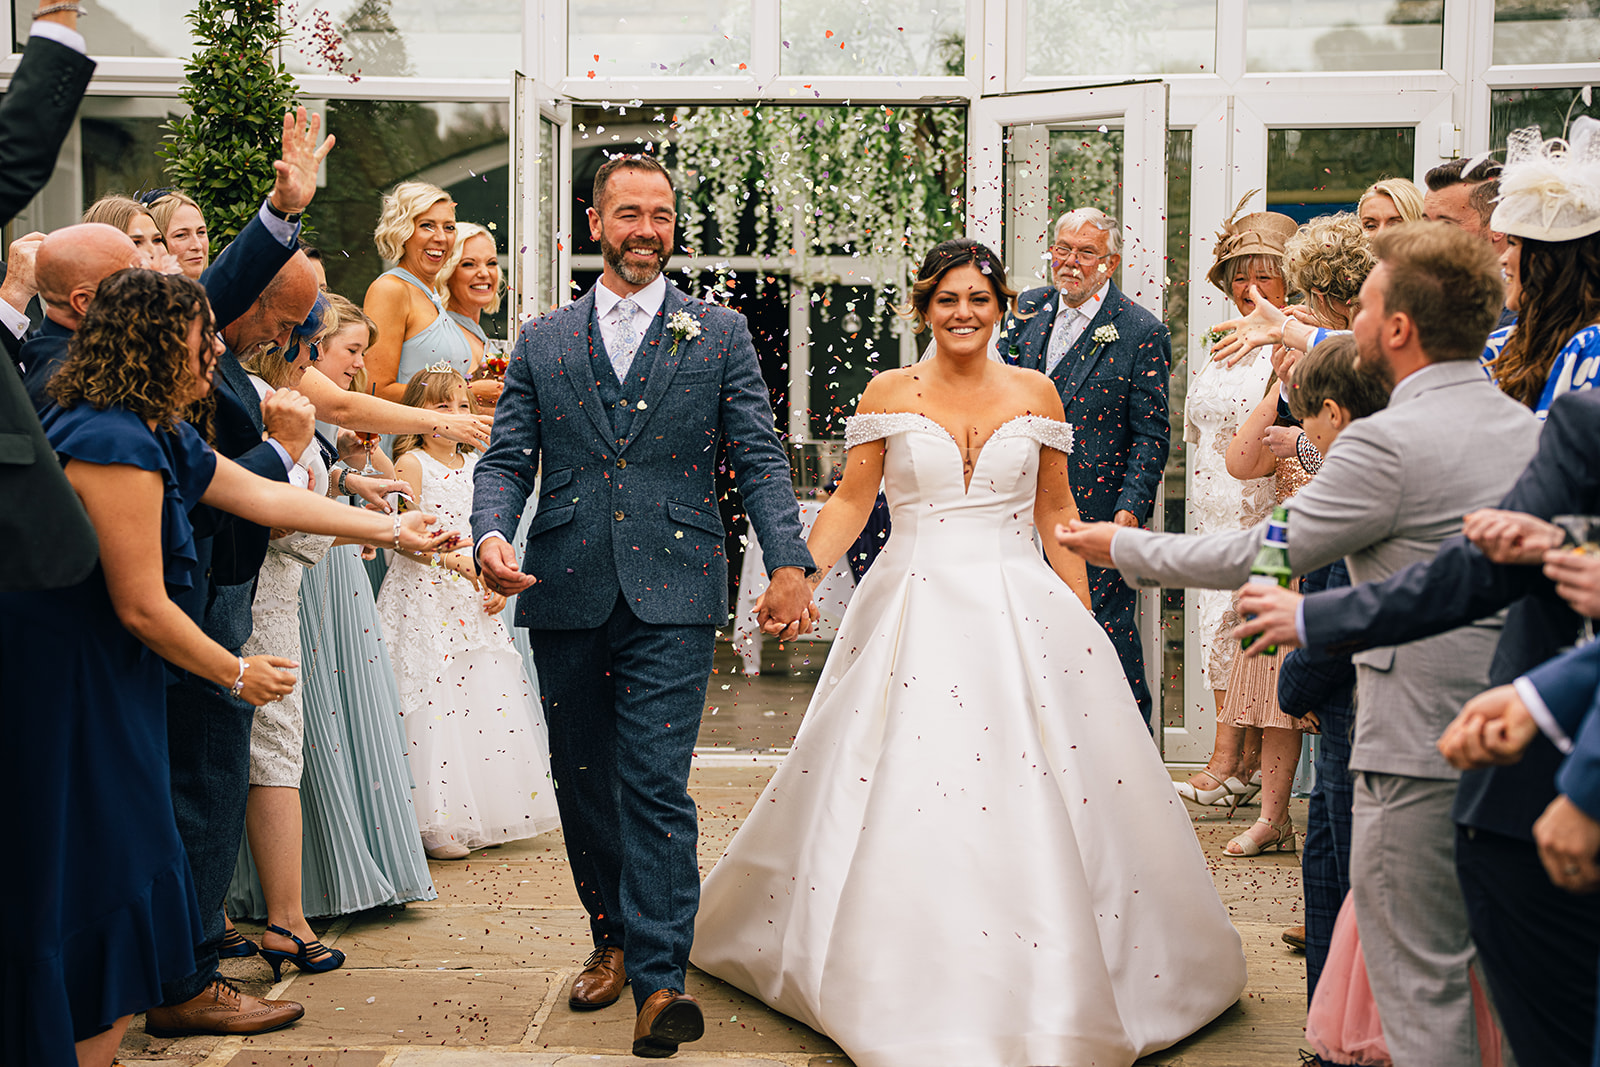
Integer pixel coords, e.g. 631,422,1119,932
1183,348,1276,690
692,412,1245,1067
375,450,560,848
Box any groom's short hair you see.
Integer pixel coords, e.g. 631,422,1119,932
593,154,675,212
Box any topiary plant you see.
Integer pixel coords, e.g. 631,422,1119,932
160,0,300,252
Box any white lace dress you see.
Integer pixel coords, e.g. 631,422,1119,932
692,412,1245,1067
1182,349,1276,689
374,450,561,848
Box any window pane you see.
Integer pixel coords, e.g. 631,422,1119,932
779,0,964,76
80,97,181,204
539,115,560,315
1491,87,1600,150
12,0,192,57
1267,127,1416,222
1026,0,1214,77
1161,128,1191,731
283,0,522,80
1247,0,1443,72
1494,0,1600,65
569,0,750,78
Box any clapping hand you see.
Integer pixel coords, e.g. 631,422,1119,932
1437,685,1540,769
1462,508,1565,565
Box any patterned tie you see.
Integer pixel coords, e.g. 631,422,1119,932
610,299,642,381
1046,307,1084,375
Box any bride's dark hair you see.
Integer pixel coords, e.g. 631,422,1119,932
901,238,1018,332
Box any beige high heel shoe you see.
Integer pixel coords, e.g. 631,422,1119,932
1223,816,1295,857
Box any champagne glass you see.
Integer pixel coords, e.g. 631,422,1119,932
1552,514,1600,644
356,431,380,476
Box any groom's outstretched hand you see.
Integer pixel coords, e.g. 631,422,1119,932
1055,519,1119,569
478,537,535,596
758,567,820,641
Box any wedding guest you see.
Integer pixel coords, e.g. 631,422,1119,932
1171,194,1297,807
303,244,327,288
362,182,473,403
21,223,141,408
1357,177,1425,234
377,365,560,860
435,221,506,409
1062,222,1540,1067
144,190,210,280
999,205,1171,725
81,194,173,270
1481,117,1600,420
1424,155,1514,328
0,269,448,1066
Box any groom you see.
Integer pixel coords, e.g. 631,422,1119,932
472,154,816,1058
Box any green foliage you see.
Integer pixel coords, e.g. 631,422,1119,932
160,0,299,251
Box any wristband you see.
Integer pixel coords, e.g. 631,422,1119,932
34,3,85,16
1295,430,1323,475
392,512,402,551
230,656,249,697
264,199,304,224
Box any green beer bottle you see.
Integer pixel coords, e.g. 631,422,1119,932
1240,506,1292,655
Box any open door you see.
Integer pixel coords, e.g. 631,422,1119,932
510,71,571,328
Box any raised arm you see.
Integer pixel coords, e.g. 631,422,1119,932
297,365,491,447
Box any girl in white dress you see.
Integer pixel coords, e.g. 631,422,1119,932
692,239,1245,1067
375,365,561,860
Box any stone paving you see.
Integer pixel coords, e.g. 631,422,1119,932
116,643,1313,1067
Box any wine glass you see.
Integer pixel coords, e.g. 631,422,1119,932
1552,514,1600,644
356,432,379,476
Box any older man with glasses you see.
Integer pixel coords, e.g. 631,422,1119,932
1001,207,1172,726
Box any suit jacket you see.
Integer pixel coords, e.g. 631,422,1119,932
1300,389,1600,838
472,282,812,630
1113,360,1542,779
1520,642,1600,822
999,281,1170,524
0,34,95,592
202,346,293,592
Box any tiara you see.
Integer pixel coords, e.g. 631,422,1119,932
424,359,459,374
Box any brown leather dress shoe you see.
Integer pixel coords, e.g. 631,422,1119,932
632,988,704,1058
143,977,305,1037
1283,925,1307,952
568,945,627,1010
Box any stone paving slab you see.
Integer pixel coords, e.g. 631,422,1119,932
335,907,594,971
222,1052,389,1067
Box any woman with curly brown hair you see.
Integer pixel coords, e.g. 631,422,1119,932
0,269,454,1067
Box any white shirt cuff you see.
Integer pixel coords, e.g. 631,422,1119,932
1295,600,1308,646
257,201,300,247
29,20,87,54
288,464,310,490
266,439,297,477
1515,675,1575,755
0,299,29,340
474,530,508,565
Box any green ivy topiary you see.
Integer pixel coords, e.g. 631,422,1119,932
160,0,300,252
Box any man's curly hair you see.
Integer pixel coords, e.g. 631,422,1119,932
49,269,216,433
1283,213,1374,310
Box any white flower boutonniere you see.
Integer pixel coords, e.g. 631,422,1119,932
1088,323,1119,359
668,310,701,355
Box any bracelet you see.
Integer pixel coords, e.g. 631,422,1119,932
337,466,351,497
230,656,248,697
392,511,402,551
34,3,85,17
1295,430,1323,475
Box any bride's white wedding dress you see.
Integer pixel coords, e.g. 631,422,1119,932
691,413,1246,1067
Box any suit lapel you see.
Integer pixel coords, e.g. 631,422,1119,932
621,284,689,453
1052,284,1125,408
1012,288,1059,371
556,291,614,445
215,348,264,434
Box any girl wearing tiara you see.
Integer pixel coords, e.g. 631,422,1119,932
375,364,561,860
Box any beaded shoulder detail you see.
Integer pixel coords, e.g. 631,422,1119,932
843,412,1073,454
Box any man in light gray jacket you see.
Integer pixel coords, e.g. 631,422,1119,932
1061,222,1539,1067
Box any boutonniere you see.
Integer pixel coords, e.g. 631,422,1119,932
668,310,701,355
1088,323,1119,358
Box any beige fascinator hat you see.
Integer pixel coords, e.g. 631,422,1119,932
1206,190,1301,293
1490,116,1600,242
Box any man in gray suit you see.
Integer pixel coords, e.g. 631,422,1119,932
1060,223,1539,1067
472,155,816,1059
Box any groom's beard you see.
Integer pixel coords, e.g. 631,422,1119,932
601,229,670,287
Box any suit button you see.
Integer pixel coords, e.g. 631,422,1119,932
616,458,626,469
614,510,625,521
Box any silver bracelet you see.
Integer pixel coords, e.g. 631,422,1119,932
392,511,402,551
34,3,85,17
337,466,352,497
230,656,248,697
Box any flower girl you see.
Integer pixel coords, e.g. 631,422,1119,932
375,364,561,860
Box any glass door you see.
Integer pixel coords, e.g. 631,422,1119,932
510,71,571,328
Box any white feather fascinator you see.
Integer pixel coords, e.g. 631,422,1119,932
1490,116,1600,242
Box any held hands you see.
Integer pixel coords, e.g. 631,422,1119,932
1232,584,1304,656
754,567,821,641
238,655,298,707
1436,685,1540,769
1535,795,1600,894
271,106,336,216
481,586,507,615
1209,288,1287,366
261,387,316,461
435,412,494,450
1544,549,1600,618
1462,508,1565,565
478,537,535,596
1054,519,1119,569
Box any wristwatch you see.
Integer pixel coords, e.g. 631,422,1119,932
265,199,304,224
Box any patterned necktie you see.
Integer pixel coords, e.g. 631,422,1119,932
1046,307,1085,375
610,299,642,381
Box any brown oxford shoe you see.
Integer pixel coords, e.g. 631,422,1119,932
568,944,627,1010
143,977,304,1037
632,988,704,1058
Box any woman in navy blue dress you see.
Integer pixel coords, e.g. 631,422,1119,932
0,270,456,1067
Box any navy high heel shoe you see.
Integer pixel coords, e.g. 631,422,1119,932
219,927,258,959
258,923,346,981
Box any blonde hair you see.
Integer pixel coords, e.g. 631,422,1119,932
319,292,377,393
1283,213,1374,314
435,222,505,315
1359,179,1425,224
373,181,453,261
82,195,151,234
146,190,204,235
390,366,477,461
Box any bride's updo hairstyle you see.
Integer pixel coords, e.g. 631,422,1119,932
902,238,1018,332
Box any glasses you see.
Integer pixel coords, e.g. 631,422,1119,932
1050,244,1109,264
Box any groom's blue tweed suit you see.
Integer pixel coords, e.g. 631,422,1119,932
472,280,811,1006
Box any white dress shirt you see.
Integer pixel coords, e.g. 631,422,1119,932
595,273,666,376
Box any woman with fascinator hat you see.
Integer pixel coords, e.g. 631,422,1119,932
1173,193,1301,817
1481,116,1600,418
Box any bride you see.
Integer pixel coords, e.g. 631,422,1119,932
690,238,1246,1067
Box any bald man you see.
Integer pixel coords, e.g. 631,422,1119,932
18,223,139,406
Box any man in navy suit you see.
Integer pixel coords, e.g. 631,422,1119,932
473,155,816,1058
999,207,1171,723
